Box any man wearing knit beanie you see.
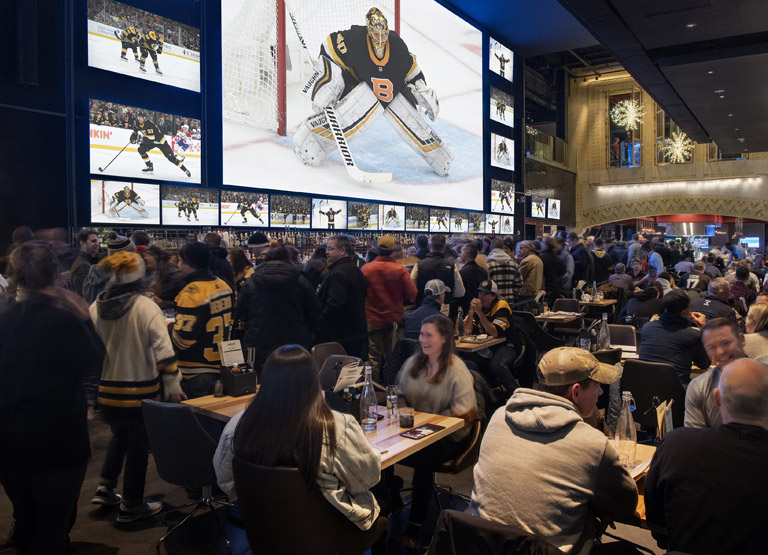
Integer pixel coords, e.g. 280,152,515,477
80,234,137,303
90,251,184,523
172,242,235,398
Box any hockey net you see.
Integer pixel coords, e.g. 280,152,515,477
92,180,106,215
221,0,398,136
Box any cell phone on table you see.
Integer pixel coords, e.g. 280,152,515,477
400,423,445,440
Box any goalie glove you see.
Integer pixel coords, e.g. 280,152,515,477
301,56,345,112
130,130,140,144
408,79,439,121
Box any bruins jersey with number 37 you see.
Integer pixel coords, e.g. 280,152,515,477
321,25,423,109
172,277,234,375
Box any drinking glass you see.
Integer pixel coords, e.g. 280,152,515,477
399,407,414,428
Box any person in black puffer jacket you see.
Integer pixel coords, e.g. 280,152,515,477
236,246,320,372
204,232,235,290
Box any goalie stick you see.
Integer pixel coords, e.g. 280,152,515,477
286,6,391,184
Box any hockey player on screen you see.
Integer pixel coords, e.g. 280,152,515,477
131,112,192,177
109,186,147,217
495,51,510,78
139,30,164,75
495,96,506,120
496,138,510,165
294,8,454,176
436,212,448,230
115,26,141,62
319,207,342,229
174,125,191,161
188,197,200,222
385,206,399,227
488,218,498,234
239,200,264,224
454,215,463,230
177,198,186,218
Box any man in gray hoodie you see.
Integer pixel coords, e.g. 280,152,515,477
471,347,637,554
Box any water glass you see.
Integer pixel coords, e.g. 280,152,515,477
386,386,398,419
213,380,224,397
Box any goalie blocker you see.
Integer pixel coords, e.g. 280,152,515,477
294,80,453,176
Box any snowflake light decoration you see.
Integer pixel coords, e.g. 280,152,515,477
610,100,643,130
664,131,693,163
526,125,538,136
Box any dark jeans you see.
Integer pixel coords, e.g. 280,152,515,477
398,436,466,525
100,416,150,506
463,344,519,393
0,461,87,554
180,372,218,399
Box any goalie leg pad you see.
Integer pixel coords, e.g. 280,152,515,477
384,92,454,176
293,82,382,166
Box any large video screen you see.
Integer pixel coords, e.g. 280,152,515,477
380,204,405,231
491,179,514,214
221,190,269,227
89,99,200,183
491,133,514,170
221,0,483,209
489,37,513,83
270,195,311,228
161,186,219,225
87,0,200,92
406,206,429,232
348,201,380,230
312,199,347,230
91,180,160,224
490,87,513,128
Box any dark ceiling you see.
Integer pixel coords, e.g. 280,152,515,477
445,0,768,155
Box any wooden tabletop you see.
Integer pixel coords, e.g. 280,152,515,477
535,313,580,324
578,299,617,306
183,394,465,469
455,336,506,352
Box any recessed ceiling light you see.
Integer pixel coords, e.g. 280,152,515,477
707,70,714,74
738,138,745,142
714,89,725,93
735,128,739,131
686,23,697,28
728,113,734,117
720,95,725,99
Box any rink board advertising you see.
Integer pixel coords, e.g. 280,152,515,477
161,185,219,226
91,180,161,225
221,0,483,209
89,99,201,184
220,189,270,227
87,0,201,92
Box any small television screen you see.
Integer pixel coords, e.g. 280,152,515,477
91,180,160,224
89,99,200,183
406,206,430,232
450,211,467,233
498,215,514,234
691,237,710,249
548,199,561,220
531,196,546,218
270,195,311,228
485,213,501,235
489,37,513,83
743,236,760,248
348,202,380,230
491,179,514,214
220,190,269,227
379,204,405,231
430,209,450,232
490,87,513,128
87,0,201,92
161,186,219,225
491,133,514,170
312,199,347,230
468,212,484,234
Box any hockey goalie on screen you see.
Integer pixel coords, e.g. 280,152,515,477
109,186,148,217
293,7,454,176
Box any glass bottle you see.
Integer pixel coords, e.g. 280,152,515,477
597,313,611,351
578,317,592,352
359,366,378,432
455,308,465,340
615,391,637,468
591,280,598,299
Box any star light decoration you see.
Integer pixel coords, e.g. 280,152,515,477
663,131,693,163
610,100,643,130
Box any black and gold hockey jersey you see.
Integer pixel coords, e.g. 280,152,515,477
119,27,140,43
321,26,423,109
172,276,234,375
136,119,166,145
113,189,139,205
141,31,164,53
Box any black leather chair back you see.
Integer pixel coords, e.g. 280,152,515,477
621,359,686,429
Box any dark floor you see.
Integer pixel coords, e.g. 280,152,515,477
0,414,661,554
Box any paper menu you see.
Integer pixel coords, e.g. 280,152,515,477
219,340,245,367
333,362,364,393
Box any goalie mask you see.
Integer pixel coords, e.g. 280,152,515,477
366,7,389,56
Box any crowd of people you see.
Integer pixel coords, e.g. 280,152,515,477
89,0,200,52
0,225,766,554
90,100,201,137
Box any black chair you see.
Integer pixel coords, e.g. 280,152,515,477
311,341,347,370
608,324,637,347
233,458,387,555
141,400,234,554
513,311,566,353
427,509,565,555
621,360,686,430
551,298,579,313
551,299,586,338
592,348,623,366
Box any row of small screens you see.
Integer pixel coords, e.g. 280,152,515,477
92,180,560,230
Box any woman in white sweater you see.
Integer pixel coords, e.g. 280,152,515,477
214,344,381,531
743,302,768,360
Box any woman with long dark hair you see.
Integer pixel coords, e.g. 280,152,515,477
396,313,477,547
227,247,253,296
214,345,381,530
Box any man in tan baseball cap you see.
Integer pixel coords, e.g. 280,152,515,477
472,347,635,554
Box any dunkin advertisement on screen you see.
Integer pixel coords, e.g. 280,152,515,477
221,0,482,209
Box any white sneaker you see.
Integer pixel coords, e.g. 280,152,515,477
116,501,163,523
